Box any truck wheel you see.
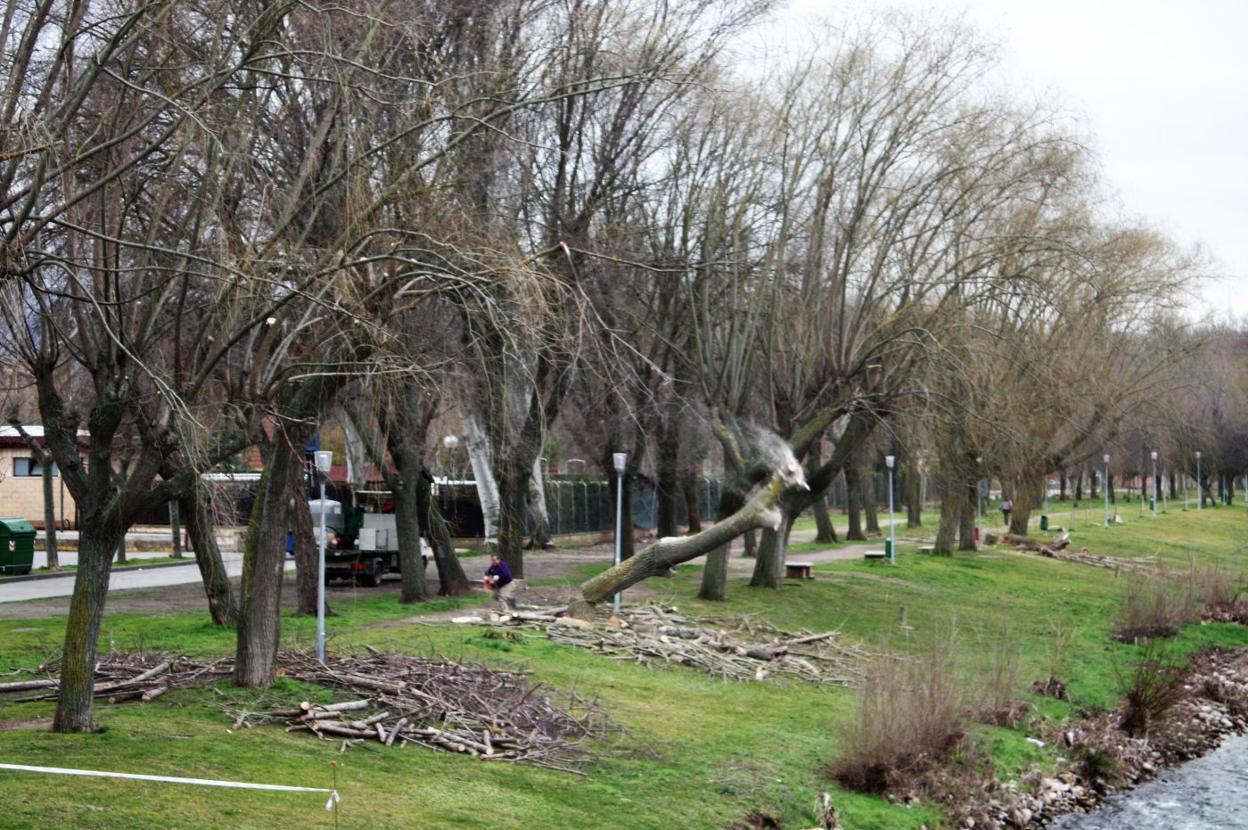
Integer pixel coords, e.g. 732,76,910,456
359,559,382,588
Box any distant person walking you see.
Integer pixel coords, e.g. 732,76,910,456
483,553,517,611
1001,498,1013,529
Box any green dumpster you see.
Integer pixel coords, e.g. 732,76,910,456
0,518,36,575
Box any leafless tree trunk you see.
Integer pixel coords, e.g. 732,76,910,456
179,484,237,627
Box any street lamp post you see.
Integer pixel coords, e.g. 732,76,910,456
1150,451,1158,517
1196,451,1203,510
885,455,896,564
612,452,627,614
975,456,983,549
1103,454,1111,528
314,450,334,663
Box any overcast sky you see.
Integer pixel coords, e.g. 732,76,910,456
769,0,1248,320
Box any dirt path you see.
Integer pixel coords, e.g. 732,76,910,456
0,532,923,621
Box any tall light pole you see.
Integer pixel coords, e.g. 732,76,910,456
885,455,896,564
1150,451,1158,517
612,452,627,614
975,456,983,548
1103,453,1111,528
1196,450,1203,510
314,450,333,662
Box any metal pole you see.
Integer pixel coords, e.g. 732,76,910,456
885,455,896,564
1103,454,1110,528
1197,452,1202,510
888,467,895,564
313,450,332,663
614,475,623,613
316,475,327,662
1151,452,1158,517
612,452,627,614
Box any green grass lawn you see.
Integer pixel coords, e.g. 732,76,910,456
0,504,1245,829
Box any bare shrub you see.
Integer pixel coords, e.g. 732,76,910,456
1116,641,1187,738
1112,572,1197,642
829,634,964,794
974,628,1028,727
1186,562,1248,624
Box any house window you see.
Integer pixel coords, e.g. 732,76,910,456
12,458,58,477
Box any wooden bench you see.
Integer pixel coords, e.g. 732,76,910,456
918,545,935,555
785,561,814,580
864,550,887,561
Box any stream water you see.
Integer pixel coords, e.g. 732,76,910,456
1051,734,1248,829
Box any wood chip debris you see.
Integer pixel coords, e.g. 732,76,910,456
455,603,868,685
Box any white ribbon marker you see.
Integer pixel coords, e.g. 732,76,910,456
0,763,340,806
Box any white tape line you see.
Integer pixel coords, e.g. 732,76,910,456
0,763,338,802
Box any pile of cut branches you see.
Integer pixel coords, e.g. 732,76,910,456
274,651,609,773
0,654,231,702
455,603,868,685
1,651,609,773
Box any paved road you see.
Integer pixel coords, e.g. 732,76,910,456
0,554,294,604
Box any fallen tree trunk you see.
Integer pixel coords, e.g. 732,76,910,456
578,466,804,608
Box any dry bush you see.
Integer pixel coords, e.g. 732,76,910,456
1186,562,1248,624
974,629,1028,727
1116,641,1188,738
1112,572,1197,642
829,634,964,794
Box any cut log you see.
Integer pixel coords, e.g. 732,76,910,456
0,678,58,693
578,466,804,606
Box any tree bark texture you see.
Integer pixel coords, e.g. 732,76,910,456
180,484,238,627
698,489,740,600
905,466,923,529
42,463,59,570
293,466,320,617
863,470,880,535
958,481,976,550
52,523,125,732
655,420,680,538
581,471,796,606
235,433,303,688
813,496,838,543
417,474,471,596
463,412,499,541
496,465,528,577
169,499,182,559
933,479,958,556
391,459,430,604
682,471,703,534
528,458,553,549
845,466,866,540
750,513,794,590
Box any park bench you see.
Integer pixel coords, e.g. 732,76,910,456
863,549,887,561
785,561,814,580
918,545,935,555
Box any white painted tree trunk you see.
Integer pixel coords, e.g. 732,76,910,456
464,412,499,542
338,405,370,486
529,456,550,543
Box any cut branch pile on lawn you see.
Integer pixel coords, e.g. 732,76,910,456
1,651,609,774
274,651,610,773
454,603,868,685
0,654,231,703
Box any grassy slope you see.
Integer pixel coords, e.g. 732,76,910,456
0,506,1245,829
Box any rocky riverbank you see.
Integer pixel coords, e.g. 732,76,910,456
907,648,1248,829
